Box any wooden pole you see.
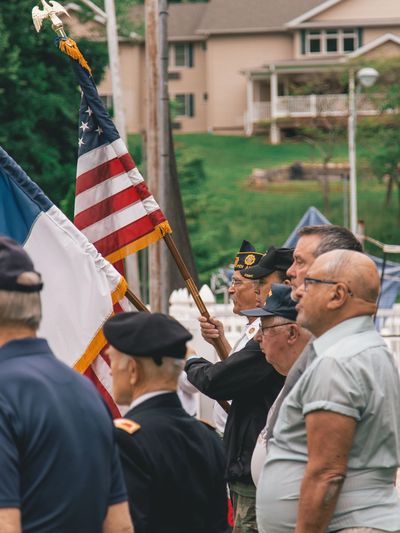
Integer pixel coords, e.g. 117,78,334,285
145,0,164,313
126,287,149,313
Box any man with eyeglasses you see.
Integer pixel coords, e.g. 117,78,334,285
185,241,287,532
263,225,363,444
239,284,311,487
257,250,400,533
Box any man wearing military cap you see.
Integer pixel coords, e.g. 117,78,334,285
104,311,230,533
186,239,287,533
198,240,264,435
0,236,132,532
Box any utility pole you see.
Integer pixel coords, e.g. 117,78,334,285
104,0,126,144
145,0,169,313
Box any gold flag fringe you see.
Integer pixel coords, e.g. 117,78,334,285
59,37,92,76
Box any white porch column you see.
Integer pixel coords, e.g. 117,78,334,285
270,66,281,144
245,76,254,136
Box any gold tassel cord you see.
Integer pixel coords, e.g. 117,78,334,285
58,37,92,76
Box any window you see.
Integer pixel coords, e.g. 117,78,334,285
174,94,195,117
170,43,194,68
303,29,360,55
100,94,113,115
100,94,113,109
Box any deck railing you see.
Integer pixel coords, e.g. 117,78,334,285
250,93,383,122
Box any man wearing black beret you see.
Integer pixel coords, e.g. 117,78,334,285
104,312,230,533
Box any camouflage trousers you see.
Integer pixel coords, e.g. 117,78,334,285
229,481,258,533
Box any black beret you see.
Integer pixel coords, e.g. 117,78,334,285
233,239,263,271
242,246,293,280
103,312,193,361
0,236,43,293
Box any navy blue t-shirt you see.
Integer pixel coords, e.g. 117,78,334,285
0,337,127,532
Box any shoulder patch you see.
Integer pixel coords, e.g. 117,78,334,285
114,418,141,434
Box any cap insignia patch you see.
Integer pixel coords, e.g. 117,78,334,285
114,418,141,434
244,254,256,266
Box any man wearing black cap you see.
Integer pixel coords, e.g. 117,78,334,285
240,284,311,486
198,240,264,436
104,311,230,533
241,247,294,308
186,241,288,532
0,236,133,532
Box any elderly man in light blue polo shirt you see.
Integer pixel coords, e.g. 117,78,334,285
256,249,400,533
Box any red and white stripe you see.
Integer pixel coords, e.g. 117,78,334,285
75,139,165,260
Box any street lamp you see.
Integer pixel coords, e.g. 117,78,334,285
348,67,379,235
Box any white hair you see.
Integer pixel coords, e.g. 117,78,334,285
0,273,42,330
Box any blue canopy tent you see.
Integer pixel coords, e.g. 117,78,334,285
283,206,400,311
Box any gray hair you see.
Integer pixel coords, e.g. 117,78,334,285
0,272,42,329
135,355,184,386
298,225,363,258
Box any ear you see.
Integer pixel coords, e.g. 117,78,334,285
129,358,139,387
326,284,348,310
286,324,298,345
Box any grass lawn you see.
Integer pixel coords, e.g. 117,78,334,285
129,133,400,278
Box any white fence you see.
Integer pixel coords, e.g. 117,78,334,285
170,286,400,420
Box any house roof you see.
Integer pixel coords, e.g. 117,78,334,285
286,0,343,27
349,32,400,58
169,3,208,41
196,0,325,35
129,3,208,41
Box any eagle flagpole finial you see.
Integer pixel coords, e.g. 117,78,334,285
32,0,70,37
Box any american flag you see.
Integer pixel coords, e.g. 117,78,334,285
59,38,171,415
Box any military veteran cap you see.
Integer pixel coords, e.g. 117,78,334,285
241,283,297,321
233,240,263,271
0,236,43,293
103,312,193,362
242,246,293,280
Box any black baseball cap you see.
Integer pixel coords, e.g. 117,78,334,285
104,312,193,364
0,236,43,293
242,246,293,280
241,283,297,321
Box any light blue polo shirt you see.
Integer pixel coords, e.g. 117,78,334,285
256,316,400,533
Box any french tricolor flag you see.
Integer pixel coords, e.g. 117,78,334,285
0,145,128,373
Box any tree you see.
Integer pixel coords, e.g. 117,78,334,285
356,57,400,220
0,1,108,207
287,70,347,214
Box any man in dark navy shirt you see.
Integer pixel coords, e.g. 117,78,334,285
0,236,133,533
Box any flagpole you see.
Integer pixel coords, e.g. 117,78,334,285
126,287,149,313
162,233,229,360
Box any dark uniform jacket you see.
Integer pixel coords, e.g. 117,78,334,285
185,339,285,484
115,392,230,533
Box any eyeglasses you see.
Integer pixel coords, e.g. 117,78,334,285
260,322,293,336
230,278,255,287
303,277,353,296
